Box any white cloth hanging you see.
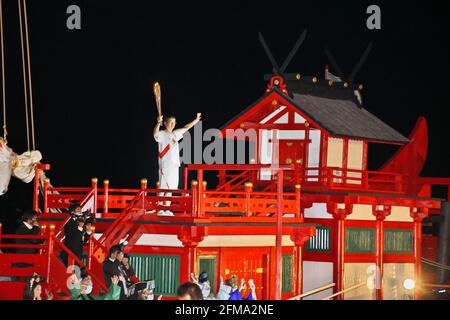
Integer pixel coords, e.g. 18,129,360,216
0,138,42,195
0,138,13,195
13,150,42,183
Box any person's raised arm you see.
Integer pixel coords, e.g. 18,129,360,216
153,115,163,141
177,113,201,135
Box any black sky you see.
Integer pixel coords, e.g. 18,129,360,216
1,0,449,230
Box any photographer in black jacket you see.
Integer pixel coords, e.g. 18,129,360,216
15,210,42,254
61,204,94,266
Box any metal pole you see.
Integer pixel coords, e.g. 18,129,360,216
437,202,450,284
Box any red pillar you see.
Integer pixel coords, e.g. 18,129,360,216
410,207,428,300
290,228,310,297
274,169,284,300
178,226,205,281
328,202,353,300
372,205,391,300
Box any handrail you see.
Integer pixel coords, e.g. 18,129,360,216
321,282,366,300
288,283,335,300
95,190,144,248
52,236,108,292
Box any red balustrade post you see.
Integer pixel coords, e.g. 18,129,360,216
33,166,41,212
43,178,50,214
141,179,148,210
184,167,188,191
197,170,204,217
295,184,302,220
201,181,207,217
191,180,198,218
91,178,98,216
88,226,96,270
46,225,55,284
39,225,47,255
103,179,109,214
244,182,253,216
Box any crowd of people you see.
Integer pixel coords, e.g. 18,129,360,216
176,272,257,300
2,205,259,301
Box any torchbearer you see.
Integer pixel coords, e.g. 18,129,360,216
152,83,201,216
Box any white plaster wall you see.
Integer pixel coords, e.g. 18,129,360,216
304,203,332,219
385,206,413,222
303,261,334,300
347,204,376,221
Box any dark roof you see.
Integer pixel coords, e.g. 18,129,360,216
221,77,409,144
287,92,409,144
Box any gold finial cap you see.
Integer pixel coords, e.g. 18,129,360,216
244,182,253,188
358,84,364,91
191,180,198,186
41,224,47,230
91,178,98,183
312,76,318,83
295,184,301,189
140,178,148,184
49,224,56,230
343,82,349,88
296,73,301,80
272,100,278,106
202,181,207,186
103,179,110,184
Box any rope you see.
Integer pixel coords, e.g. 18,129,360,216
288,283,335,300
23,0,35,150
18,0,30,151
0,0,6,142
422,257,450,271
322,282,366,300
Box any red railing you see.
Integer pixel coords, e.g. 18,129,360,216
200,164,405,195
0,226,107,298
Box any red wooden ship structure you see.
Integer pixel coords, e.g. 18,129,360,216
1,30,449,300
1,72,449,300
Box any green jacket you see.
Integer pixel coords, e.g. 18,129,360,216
69,283,121,300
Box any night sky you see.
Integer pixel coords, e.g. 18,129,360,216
0,0,449,231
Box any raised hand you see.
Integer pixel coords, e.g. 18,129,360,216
46,289,54,300
248,279,255,290
239,278,246,291
157,115,163,124
196,113,202,121
190,273,199,284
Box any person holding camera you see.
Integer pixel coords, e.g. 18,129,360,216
61,204,93,266
15,210,42,254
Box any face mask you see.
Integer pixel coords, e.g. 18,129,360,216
202,288,211,298
84,285,93,295
146,294,154,301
